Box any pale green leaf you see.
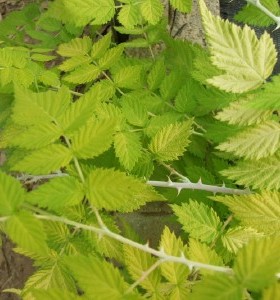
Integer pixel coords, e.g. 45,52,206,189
221,226,263,254
215,97,272,126
217,121,280,160
113,65,144,89
190,274,243,300
169,0,192,13
59,56,92,72
57,36,92,57
172,200,222,243
0,171,24,215
149,121,192,161
221,155,280,190
124,245,161,292
160,227,189,284
114,131,142,171
11,123,62,150
121,97,148,127
65,255,130,299
86,168,163,212
63,64,101,84
91,31,112,60
98,45,124,70
38,70,60,87
72,118,115,159
141,0,164,25
6,211,48,255
188,239,224,275
31,54,56,62
213,191,280,235
160,70,186,101
118,4,142,28
30,289,79,300
147,58,165,91
12,144,73,175
234,236,280,291
199,0,277,93
262,283,280,300
26,176,84,210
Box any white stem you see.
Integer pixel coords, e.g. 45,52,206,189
147,179,250,195
247,0,280,29
17,172,68,183
34,214,233,274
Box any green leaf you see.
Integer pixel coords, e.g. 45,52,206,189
26,176,84,210
221,226,263,254
11,123,62,150
190,274,243,300
234,236,280,291
160,227,189,284
121,97,148,127
160,70,186,101
213,192,280,235
57,36,92,57
147,58,165,91
118,3,142,28
149,121,192,161
174,81,198,114
63,0,115,26
217,121,280,160
141,0,164,25
30,289,79,300
0,171,24,215
85,168,163,212
98,45,124,70
172,200,222,244
71,118,115,159
124,245,161,292
91,31,112,60
113,65,144,89
199,0,277,93
169,0,192,13
59,55,92,72
65,255,131,299
221,155,280,190
114,131,142,171
31,54,56,62
6,211,48,255
188,239,224,275
64,64,101,84
39,70,60,87
262,283,280,300
12,144,73,175
13,85,71,126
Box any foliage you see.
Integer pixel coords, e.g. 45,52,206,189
0,0,279,299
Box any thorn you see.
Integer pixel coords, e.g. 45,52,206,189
144,241,150,248
159,247,165,255
167,176,173,185
180,251,186,259
222,182,226,188
188,264,194,272
197,178,202,184
177,188,182,195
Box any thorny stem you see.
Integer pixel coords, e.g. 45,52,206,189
247,0,280,29
33,213,233,274
161,162,191,182
125,259,166,294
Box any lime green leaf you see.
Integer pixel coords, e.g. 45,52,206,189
57,36,92,57
6,211,48,255
172,201,222,244
169,0,192,13
59,55,92,72
147,58,165,91
30,289,79,300
199,0,277,93
214,192,280,235
63,0,115,26
12,144,73,175
11,123,62,150
160,227,189,284
86,168,163,212
149,121,192,161
38,70,60,87
113,65,144,89
131,152,154,179
26,176,84,210
114,131,142,171
217,121,280,160
124,245,161,292
221,155,280,190
64,64,101,84
262,283,280,300
13,85,71,126
188,239,224,275
234,236,280,291
72,119,115,159
160,70,186,101
118,4,142,28
221,226,263,254
0,172,24,215
190,274,243,300
98,45,124,70
91,31,112,60
121,97,148,127
65,255,131,299
31,54,56,62
141,0,164,25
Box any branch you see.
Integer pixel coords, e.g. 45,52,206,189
247,0,280,29
34,213,233,274
148,178,250,195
